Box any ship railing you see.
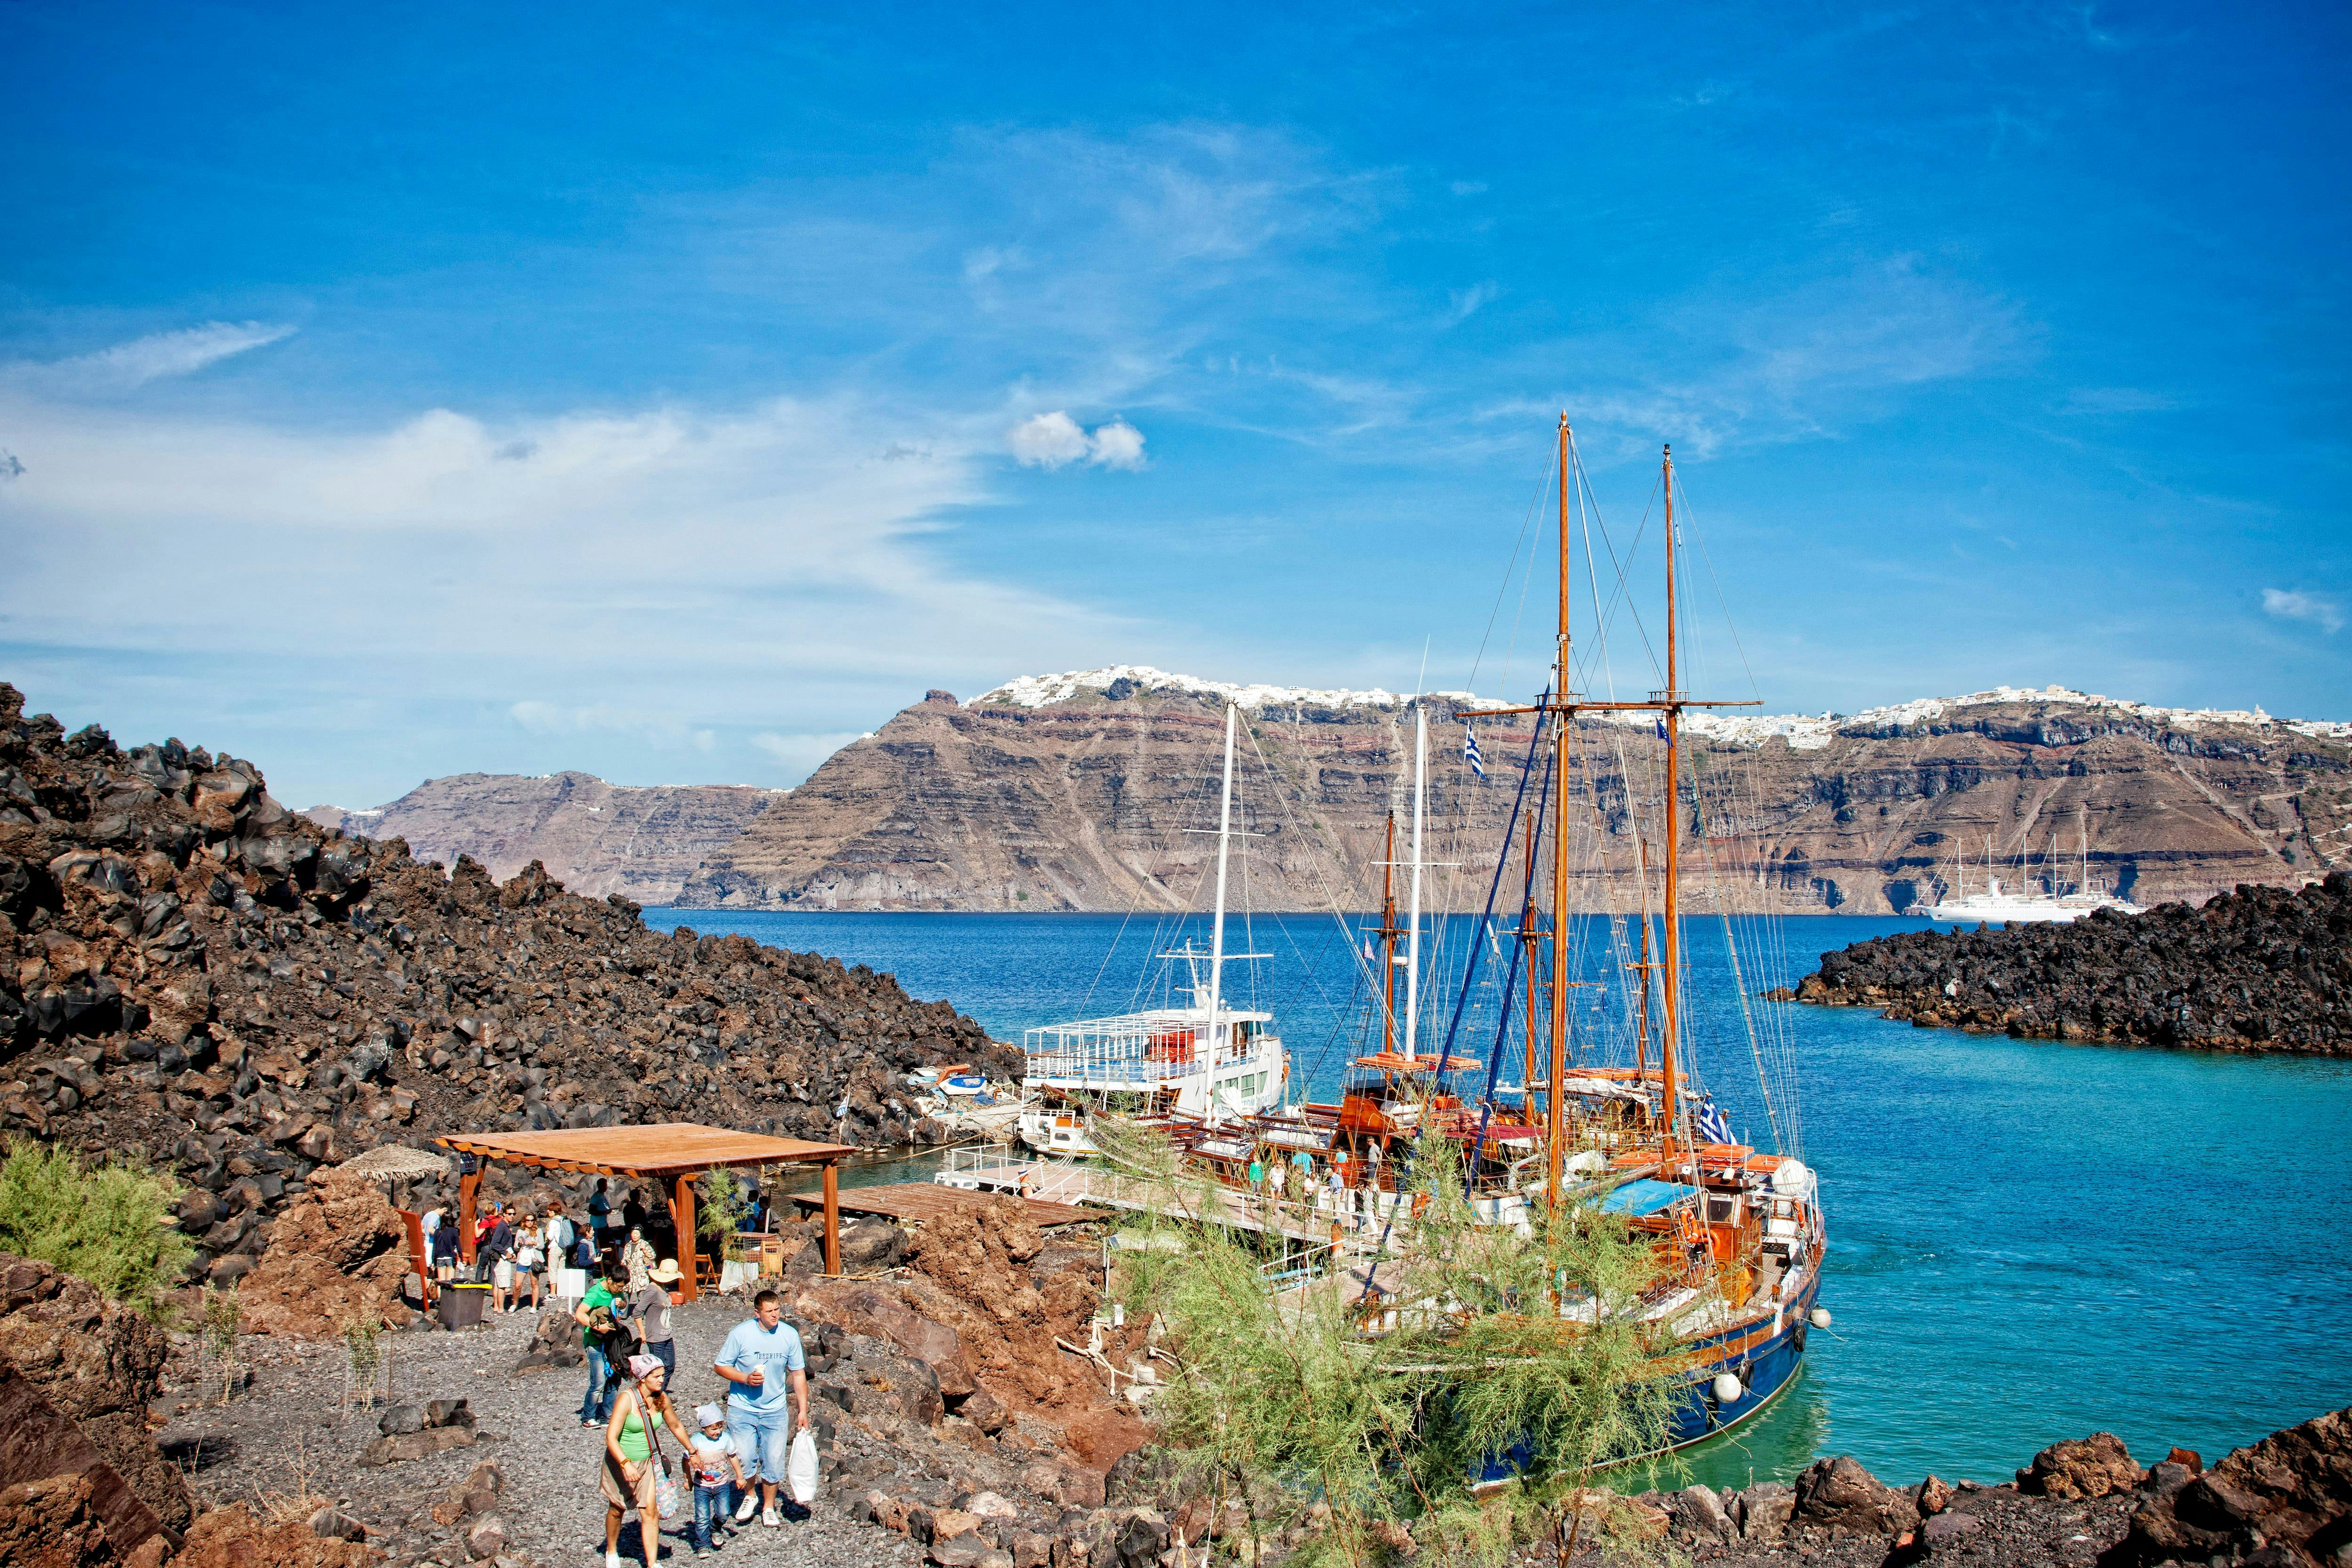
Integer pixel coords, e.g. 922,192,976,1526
1022,1011,1260,1082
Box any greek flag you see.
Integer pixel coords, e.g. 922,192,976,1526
1463,724,1486,779
1695,1094,1733,1146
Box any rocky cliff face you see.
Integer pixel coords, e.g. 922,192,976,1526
0,681,1016,1298
306,771,782,906
677,672,2352,915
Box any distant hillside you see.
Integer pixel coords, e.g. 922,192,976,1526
305,771,783,905
675,669,2351,914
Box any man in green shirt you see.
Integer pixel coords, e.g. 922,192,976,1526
573,1261,625,1426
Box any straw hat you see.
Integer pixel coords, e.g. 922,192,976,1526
649,1258,683,1284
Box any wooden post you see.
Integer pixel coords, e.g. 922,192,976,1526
673,1172,699,1304
822,1160,841,1277
458,1164,480,1266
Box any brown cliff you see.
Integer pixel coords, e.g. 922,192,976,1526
305,771,781,906
678,674,2351,914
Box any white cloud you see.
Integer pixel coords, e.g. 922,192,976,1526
3,321,296,397
2263,588,2343,634
1009,411,1147,470
1087,419,1147,470
1444,281,1500,325
1448,180,1488,197
1009,411,1092,468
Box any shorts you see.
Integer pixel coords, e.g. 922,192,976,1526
600,1449,658,1512
493,1260,513,1288
726,1403,792,1484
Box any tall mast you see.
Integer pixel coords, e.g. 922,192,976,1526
1378,813,1399,1057
1206,703,1237,1067
1520,791,1542,1120
1547,413,1574,1203
1659,444,1683,1164
1404,705,1427,1060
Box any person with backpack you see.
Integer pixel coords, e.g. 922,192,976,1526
601,1353,692,1568
573,1259,629,1428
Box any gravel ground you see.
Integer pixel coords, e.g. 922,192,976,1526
157,1297,923,1568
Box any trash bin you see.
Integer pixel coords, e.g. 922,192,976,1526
438,1283,491,1329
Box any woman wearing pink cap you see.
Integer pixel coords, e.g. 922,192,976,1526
601,1352,692,1568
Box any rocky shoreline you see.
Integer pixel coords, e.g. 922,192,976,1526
1786,873,2352,1055
0,680,1018,1301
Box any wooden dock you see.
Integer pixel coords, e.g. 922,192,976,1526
787,1182,1106,1230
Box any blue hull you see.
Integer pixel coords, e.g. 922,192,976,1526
1472,1271,1819,1486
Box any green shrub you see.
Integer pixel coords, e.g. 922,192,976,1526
0,1139,192,1315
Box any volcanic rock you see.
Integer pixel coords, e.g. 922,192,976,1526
2018,1431,2144,1498
2103,1404,2352,1568
0,1253,191,1535
1792,1454,1921,1536
0,679,1020,1307
1796,873,2352,1054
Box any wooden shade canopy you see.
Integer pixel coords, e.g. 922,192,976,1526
435,1124,856,1299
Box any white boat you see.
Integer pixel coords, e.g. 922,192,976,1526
1911,817,2142,923
1017,704,1288,1157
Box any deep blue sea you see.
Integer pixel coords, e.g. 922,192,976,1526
644,906,2352,1490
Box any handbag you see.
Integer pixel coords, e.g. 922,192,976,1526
640,1393,684,1521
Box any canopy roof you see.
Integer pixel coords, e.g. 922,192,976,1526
435,1124,854,1179
336,1144,453,1180
1592,1178,1702,1218
1348,1051,1482,1074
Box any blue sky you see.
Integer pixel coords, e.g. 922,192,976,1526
1,1,2344,807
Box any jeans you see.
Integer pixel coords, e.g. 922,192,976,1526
578,1344,619,1424
691,1483,733,1551
644,1338,675,1378
727,1402,791,1485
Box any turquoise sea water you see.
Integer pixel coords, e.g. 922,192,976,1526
643,906,2352,1489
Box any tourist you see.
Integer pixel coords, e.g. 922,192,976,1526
588,1178,613,1250
430,1213,459,1282
512,1216,543,1311
482,1206,516,1309
621,1226,657,1297
686,1401,748,1559
713,1289,811,1528
636,1258,682,1377
1246,1154,1265,1198
600,1353,692,1568
574,1259,626,1428
546,1203,573,1267
622,1186,647,1236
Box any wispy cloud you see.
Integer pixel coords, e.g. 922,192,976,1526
750,730,866,778
2263,588,2343,634
2058,387,2180,415
510,701,716,752
3,321,295,397
1009,411,1148,470
1443,281,1500,325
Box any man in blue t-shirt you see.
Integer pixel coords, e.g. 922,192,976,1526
713,1289,810,1528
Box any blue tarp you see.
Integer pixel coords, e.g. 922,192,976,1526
1593,1178,1702,1217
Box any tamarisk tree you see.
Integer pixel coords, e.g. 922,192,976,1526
1100,1120,1683,1566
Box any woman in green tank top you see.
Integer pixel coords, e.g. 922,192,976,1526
600,1354,691,1568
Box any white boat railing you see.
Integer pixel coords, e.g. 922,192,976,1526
1022,1008,1269,1085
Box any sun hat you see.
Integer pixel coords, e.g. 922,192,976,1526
649,1258,683,1284
694,1403,723,1427
627,1353,664,1381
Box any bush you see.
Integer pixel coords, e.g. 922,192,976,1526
0,1139,192,1315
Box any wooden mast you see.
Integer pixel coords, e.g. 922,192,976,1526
1378,813,1399,1058
1546,412,1574,1205
1659,444,1683,1167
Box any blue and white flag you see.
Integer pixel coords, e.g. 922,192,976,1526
1695,1094,1733,1146
1462,724,1486,779
1654,718,1669,741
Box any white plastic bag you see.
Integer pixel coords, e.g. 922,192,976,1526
786,1427,820,1505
